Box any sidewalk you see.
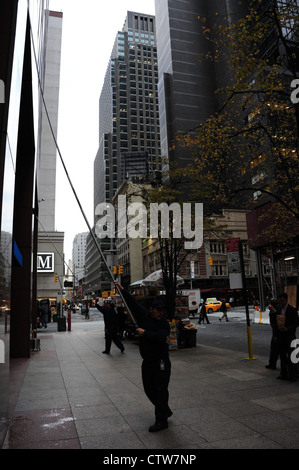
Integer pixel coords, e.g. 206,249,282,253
2,318,299,450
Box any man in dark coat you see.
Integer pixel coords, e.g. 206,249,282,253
265,300,281,370
276,293,299,381
96,300,125,354
198,302,210,324
115,281,172,432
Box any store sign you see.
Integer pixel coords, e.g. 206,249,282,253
37,253,54,272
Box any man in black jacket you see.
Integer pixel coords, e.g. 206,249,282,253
96,300,125,354
277,293,299,381
115,281,172,432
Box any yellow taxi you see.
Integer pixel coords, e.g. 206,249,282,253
205,299,231,313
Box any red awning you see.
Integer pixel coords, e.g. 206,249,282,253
201,288,227,293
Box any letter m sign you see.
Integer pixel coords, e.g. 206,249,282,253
37,253,54,272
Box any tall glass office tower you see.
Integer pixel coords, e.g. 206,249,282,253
87,11,161,296
94,11,161,208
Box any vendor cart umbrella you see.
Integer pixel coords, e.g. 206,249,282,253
129,279,144,287
141,269,184,288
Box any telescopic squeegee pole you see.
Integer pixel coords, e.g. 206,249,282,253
58,153,137,325
33,27,138,328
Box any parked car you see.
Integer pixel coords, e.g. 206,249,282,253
205,300,231,313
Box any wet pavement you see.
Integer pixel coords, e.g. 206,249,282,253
2,314,299,451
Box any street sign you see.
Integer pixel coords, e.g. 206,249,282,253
227,253,241,273
226,238,242,289
190,261,195,279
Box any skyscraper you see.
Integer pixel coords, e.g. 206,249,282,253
72,232,88,286
0,0,61,446
37,10,64,302
86,11,161,294
155,0,247,169
94,11,161,208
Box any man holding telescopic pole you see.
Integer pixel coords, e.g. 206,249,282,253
114,281,172,432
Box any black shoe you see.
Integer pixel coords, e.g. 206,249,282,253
265,364,276,370
148,421,168,432
102,351,110,354
121,349,125,354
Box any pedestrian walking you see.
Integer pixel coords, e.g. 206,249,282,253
276,292,299,381
265,300,280,370
198,302,210,324
219,299,229,322
85,302,89,320
96,300,125,354
40,305,48,329
116,307,127,340
115,281,172,432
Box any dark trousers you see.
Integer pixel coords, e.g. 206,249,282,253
142,358,171,422
198,312,210,324
268,336,279,367
105,330,124,353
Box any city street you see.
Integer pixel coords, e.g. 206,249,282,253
72,306,271,361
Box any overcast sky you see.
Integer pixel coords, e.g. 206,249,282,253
49,0,155,262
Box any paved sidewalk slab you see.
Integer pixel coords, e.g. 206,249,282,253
2,321,299,450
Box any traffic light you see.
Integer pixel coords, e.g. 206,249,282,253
54,274,58,282
118,265,123,274
113,266,118,275
208,256,213,266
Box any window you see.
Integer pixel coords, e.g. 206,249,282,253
209,241,225,254
212,261,228,277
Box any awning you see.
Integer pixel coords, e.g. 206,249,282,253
201,288,228,293
141,269,184,287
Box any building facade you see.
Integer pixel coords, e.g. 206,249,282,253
87,11,162,295
155,0,248,171
95,11,161,206
37,10,64,304
72,232,88,286
0,0,64,447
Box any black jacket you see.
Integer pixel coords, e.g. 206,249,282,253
122,289,170,363
96,304,118,332
277,304,299,340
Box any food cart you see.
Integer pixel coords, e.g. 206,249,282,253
128,271,198,349
174,295,198,348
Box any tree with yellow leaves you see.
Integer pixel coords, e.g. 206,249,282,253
175,0,299,245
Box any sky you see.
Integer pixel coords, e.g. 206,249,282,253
49,0,156,262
